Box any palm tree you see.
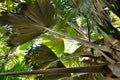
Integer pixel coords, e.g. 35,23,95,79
0,0,120,80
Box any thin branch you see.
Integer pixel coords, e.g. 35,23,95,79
0,65,112,76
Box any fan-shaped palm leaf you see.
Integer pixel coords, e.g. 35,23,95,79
25,44,65,69
0,0,55,46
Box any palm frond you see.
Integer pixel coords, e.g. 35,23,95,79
0,13,43,46
0,0,55,46
24,0,55,26
25,44,65,69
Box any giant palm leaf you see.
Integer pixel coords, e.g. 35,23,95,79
0,0,55,46
25,44,65,69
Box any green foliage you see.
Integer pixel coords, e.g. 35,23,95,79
0,0,120,80
19,42,32,50
0,59,28,80
42,33,65,57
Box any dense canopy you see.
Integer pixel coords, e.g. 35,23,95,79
0,0,120,80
